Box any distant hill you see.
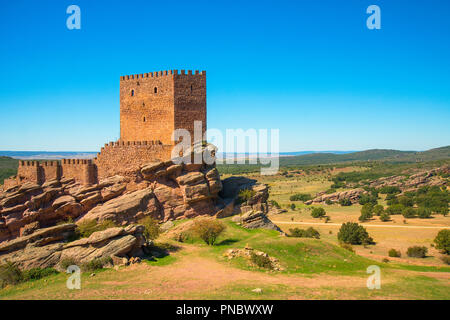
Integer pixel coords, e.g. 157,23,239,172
0,156,19,185
279,146,450,167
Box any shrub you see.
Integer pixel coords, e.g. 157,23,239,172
77,219,117,239
290,203,296,210
379,212,390,222
325,188,337,194
372,204,384,216
0,262,23,288
337,222,374,245
441,256,450,265
289,227,320,239
359,194,378,206
382,258,389,263
138,216,161,240
379,186,401,194
402,207,417,218
238,189,256,203
81,257,113,272
311,207,326,218
359,203,374,222
191,218,225,245
417,207,432,219
339,198,352,206
388,249,401,257
325,199,333,205
339,242,355,253
269,200,280,209
22,268,58,281
386,204,405,215
406,246,428,258
289,193,312,202
433,229,450,254
250,252,273,269
398,196,414,207
0,262,58,288
60,257,79,270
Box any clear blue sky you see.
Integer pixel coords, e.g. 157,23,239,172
0,0,449,152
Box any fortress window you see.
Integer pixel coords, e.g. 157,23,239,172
154,87,158,94
143,116,146,122
191,85,193,93
131,90,135,96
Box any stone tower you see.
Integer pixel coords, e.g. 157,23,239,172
119,70,206,145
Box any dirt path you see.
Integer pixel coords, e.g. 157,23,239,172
272,221,450,229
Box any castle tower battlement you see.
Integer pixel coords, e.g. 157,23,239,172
120,69,206,145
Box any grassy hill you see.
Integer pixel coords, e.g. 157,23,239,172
0,156,19,185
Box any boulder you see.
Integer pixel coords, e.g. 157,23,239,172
232,211,282,232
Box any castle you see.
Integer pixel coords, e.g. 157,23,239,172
5,70,207,188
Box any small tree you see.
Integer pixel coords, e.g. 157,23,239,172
402,207,417,218
388,249,401,257
372,204,384,216
339,198,352,206
359,203,374,222
417,207,432,219
191,218,225,246
407,246,428,258
311,207,326,218
290,203,296,211
380,212,390,222
434,229,450,254
139,216,161,240
338,222,374,245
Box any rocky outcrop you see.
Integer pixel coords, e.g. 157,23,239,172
305,188,367,205
0,224,146,270
232,211,282,233
224,246,284,271
0,159,224,242
0,176,127,241
216,176,269,218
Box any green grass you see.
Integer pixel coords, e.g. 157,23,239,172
0,156,19,185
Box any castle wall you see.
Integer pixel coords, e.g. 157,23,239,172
94,141,173,179
41,161,61,181
17,161,42,185
61,159,96,185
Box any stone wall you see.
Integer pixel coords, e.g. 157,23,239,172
94,141,173,180
61,159,96,185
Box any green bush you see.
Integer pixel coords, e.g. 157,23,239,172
386,203,405,215
337,222,374,245
289,227,320,239
372,204,384,216
290,203,296,210
417,207,432,219
325,199,333,205
269,200,280,209
60,257,78,270
238,189,256,203
379,186,401,194
359,194,378,206
0,262,23,288
339,198,352,206
325,188,337,194
359,203,374,222
138,216,161,240
0,262,58,288
379,212,390,222
398,196,414,207
434,229,450,254
402,207,417,218
77,219,117,239
81,257,113,272
407,246,428,258
191,218,225,245
339,242,355,253
388,249,401,257
311,207,326,218
289,193,312,202
250,252,273,269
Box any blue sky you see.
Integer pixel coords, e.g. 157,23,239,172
0,0,449,152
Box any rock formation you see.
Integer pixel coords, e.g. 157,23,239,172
0,223,146,270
